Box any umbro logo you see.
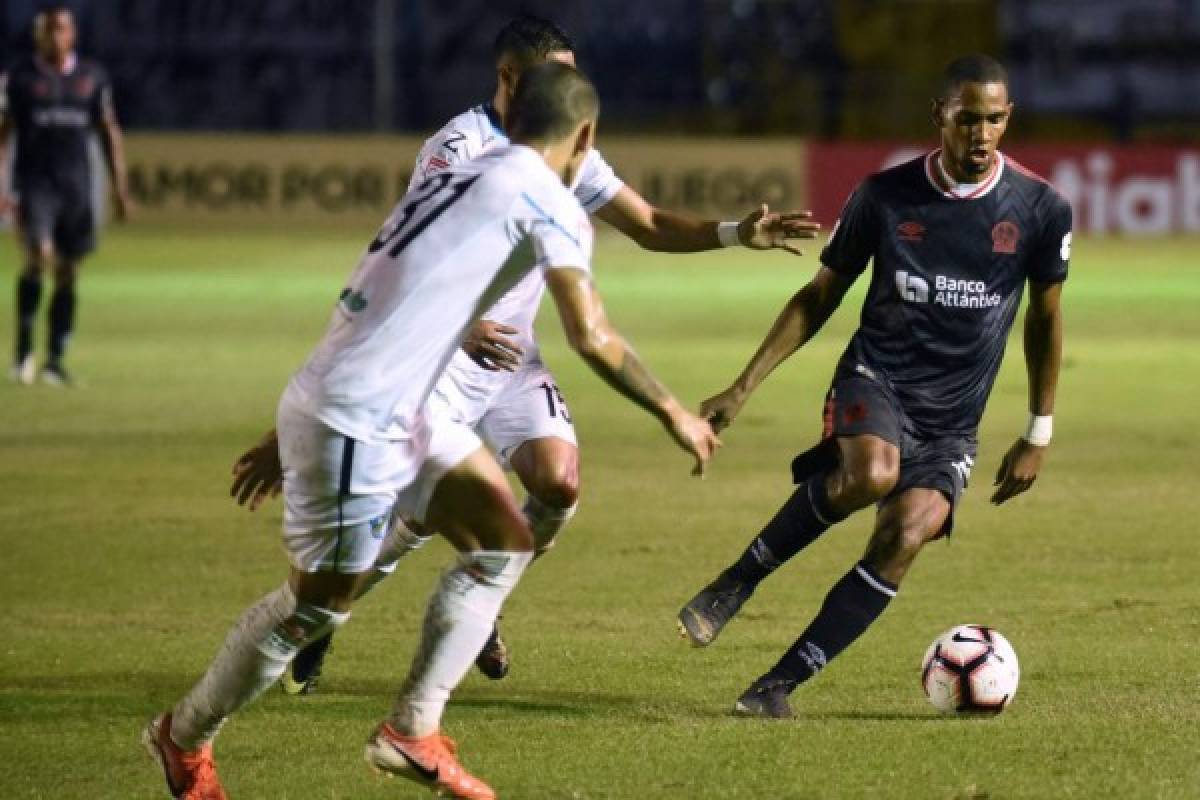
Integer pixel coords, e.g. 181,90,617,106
897,221,925,243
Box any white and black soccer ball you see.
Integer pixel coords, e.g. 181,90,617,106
921,624,1019,714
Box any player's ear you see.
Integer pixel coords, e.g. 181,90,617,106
930,98,947,129
573,119,594,157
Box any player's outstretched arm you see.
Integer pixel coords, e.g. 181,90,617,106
594,186,819,255
701,265,852,432
545,267,721,476
992,280,1063,505
231,428,283,511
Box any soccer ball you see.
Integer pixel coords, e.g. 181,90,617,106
921,624,1019,714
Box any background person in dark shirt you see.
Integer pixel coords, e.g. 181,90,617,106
0,5,131,385
677,54,1071,719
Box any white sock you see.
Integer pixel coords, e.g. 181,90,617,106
170,583,349,750
389,550,532,737
523,495,577,556
355,518,433,601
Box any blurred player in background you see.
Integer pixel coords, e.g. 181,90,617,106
230,13,819,693
678,55,1071,718
144,64,718,800
0,5,131,386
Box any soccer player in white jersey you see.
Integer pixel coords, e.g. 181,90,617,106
143,64,719,800
230,14,817,691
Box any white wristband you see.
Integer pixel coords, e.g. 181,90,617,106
717,221,741,248
1022,414,1053,446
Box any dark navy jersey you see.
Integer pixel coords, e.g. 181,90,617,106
820,151,1072,437
1,55,112,193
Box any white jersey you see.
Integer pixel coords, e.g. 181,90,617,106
286,145,593,444
409,103,623,359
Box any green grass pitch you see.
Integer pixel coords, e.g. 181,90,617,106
1,227,1198,799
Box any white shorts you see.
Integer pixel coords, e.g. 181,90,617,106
430,353,576,469
277,393,480,574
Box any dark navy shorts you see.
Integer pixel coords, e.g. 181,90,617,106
795,367,977,536
17,181,96,260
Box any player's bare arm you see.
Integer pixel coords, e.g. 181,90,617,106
0,113,12,217
992,279,1063,505
230,428,282,510
702,266,853,432
545,266,720,475
96,105,131,221
594,185,820,255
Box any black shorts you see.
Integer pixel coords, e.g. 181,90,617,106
794,367,977,536
16,181,96,260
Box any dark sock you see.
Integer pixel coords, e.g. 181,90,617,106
292,630,334,681
726,475,848,587
16,273,42,363
48,285,76,364
766,561,897,686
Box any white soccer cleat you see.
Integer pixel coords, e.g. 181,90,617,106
10,355,35,385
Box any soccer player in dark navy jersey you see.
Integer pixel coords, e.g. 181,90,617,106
678,54,1071,718
1,5,131,385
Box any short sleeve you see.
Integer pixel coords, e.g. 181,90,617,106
408,127,476,192
819,180,879,279
572,149,624,213
525,191,593,275
1027,193,1072,284
91,67,115,124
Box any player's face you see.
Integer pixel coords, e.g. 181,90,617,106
34,11,76,61
934,81,1012,180
499,50,577,104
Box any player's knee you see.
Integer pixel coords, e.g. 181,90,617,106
529,465,580,510
835,461,898,507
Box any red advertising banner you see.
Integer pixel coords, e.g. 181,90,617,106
808,142,1200,236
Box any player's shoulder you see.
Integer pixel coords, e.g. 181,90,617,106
868,151,931,194
423,104,506,161
1001,154,1071,216
5,54,37,80
76,57,110,81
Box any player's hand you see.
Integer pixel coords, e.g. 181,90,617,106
990,438,1045,505
699,385,747,433
462,320,524,372
738,204,821,256
112,189,133,223
231,429,283,511
663,401,722,477
0,194,14,221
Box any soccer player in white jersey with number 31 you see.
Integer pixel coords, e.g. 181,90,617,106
144,64,719,800
231,15,820,690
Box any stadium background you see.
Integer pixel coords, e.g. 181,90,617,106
2,2,1198,799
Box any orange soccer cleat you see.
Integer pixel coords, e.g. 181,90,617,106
365,722,496,800
142,713,229,800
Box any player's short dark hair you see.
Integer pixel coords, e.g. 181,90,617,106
938,54,1009,100
507,62,598,142
494,15,575,67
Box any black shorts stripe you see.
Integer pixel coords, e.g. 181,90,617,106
333,437,356,571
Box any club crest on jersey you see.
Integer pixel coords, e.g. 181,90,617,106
897,221,925,243
991,220,1020,254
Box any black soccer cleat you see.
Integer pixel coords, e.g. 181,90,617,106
732,677,797,719
475,623,510,680
282,631,334,695
677,571,753,647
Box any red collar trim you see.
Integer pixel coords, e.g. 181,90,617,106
924,150,1004,200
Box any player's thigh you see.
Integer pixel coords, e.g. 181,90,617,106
478,361,577,473
276,398,405,579
53,194,96,264
823,372,903,496
15,186,59,266
423,447,532,553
